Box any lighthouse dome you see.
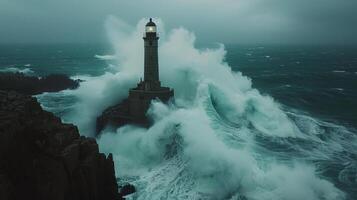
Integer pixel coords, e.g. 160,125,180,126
146,18,156,26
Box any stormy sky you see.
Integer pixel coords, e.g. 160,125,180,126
0,0,356,45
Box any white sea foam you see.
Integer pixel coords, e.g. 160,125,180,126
57,17,349,199
332,70,346,73
94,54,117,60
0,67,34,75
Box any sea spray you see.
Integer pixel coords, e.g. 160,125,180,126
37,17,355,199
98,82,344,199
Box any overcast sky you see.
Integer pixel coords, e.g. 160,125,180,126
1,0,356,45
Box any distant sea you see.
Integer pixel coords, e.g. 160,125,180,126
1,44,356,129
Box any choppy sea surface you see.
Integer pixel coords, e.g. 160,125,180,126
1,44,356,127
1,42,357,200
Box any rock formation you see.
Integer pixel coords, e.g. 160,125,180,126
0,91,123,200
0,72,80,95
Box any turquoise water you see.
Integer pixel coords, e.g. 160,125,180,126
0,44,108,76
1,44,357,199
1,44,356,128
226,45,357,128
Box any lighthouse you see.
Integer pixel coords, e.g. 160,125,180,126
96,18,174,133
127,18,174,118
143,18,160,90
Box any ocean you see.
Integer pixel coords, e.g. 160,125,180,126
1,44,356,127
1,42,357,199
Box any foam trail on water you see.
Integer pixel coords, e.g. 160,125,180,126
54,17,354,199
94,54,116,60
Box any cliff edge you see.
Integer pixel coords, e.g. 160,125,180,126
0,91,120,200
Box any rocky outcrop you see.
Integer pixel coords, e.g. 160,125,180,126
0,72,80,95
96,98,150,135
0,91,121,200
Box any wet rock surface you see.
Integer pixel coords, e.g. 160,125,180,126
0,91,124,200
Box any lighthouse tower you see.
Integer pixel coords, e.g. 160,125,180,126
143,18,160,90
127,18,174,119
95,18,175,133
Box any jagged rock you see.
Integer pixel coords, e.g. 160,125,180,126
0,91,124,200
0,72,80,95
120,184,136,197
62,143,80,174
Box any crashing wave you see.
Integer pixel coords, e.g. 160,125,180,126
37,18,356,199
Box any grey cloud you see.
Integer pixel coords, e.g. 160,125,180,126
0,0,356,44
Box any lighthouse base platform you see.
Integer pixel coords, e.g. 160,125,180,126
96,81,174,135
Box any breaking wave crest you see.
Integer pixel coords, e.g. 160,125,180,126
37,17,356,199
98,82,354,200
0,67,34,75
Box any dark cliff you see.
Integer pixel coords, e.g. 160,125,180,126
0,72,80,95
0,91,120,200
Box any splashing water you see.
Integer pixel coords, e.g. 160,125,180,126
37,17,357,199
